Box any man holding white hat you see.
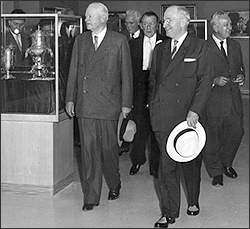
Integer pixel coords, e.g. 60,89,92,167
148,5,213,228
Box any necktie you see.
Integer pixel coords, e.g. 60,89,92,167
94,35,98,51
145,37,153,70
220,41,227,61
171,40,178,59
15,34,22,52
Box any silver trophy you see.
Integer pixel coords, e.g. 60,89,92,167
1,46,15,79
25,26,53,79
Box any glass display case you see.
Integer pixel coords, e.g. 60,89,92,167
1,13,83,122
1,13,82,195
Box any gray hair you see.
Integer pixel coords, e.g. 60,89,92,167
210,11,228,27
126,9,141,22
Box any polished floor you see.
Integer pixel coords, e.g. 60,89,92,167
1,96,249,228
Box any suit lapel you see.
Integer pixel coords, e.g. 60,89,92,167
164,36,190,76
158,39,171,78
227,38,234,65
85,30,112,72
209,37,228,64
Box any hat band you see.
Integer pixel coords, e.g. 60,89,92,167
173,128,195,155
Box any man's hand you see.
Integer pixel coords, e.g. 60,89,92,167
122,107,131,118
65,101,75,118
186,110,199,128
232,73,244,85
214,76,229,86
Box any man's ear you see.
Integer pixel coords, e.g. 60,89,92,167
212,24,218,33
139,22,143,30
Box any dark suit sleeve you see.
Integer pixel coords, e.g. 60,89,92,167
235,40,245,77
65,35,80,103
120,35,133,109
188,41,213,117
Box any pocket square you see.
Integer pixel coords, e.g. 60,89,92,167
184,58,196,62
155,40,163,45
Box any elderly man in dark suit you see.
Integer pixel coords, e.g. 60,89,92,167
65,2,133,211
121,9,143,41
5,9,31,66
202,11,245,187
148,5,212,228
128,11,167,177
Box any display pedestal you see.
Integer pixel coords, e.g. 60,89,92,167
1,116,74,196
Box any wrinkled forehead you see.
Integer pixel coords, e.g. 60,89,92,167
126,15,138,22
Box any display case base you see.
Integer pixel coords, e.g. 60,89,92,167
1,116,74,196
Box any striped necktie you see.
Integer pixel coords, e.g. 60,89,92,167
94,35,98,51
171,40,178,59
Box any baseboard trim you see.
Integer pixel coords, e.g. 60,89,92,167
1,172,74,196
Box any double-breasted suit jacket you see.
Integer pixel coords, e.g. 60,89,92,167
205,36,244,117
65,29,133,120
148,34,212,218
148,35,212,134
5,30,31,66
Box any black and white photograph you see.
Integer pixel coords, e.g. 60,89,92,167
1,1,249,228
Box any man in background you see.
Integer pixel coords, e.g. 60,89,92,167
128,11,167,177
121,9,143,41
5,9,31,66
202,11,245,187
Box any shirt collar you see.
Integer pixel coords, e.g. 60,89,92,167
172,32,188,47
212,33,227,49
92,26,107,44
132,29,140,38
144,33,156,45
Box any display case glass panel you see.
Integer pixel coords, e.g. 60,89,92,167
1,13,82,122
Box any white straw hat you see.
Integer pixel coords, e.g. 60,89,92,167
166,121,206,162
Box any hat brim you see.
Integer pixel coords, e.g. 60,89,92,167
166,121,206,162
117,112,124,147
117,112,136,147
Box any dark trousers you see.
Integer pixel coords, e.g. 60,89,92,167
78,118,121,205
130,71,160,176
202,108,244,178
154,131,202,218
130,106,151,165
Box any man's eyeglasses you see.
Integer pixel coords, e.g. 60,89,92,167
142,22,157,27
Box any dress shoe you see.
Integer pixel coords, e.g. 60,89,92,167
108,182,121,200
187,205,200,216
154,215,175,228
82,203,98,211
129,164,141,175
224,166,237,178
212,175,223,186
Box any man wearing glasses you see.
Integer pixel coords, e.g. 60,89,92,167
121,9,143,41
